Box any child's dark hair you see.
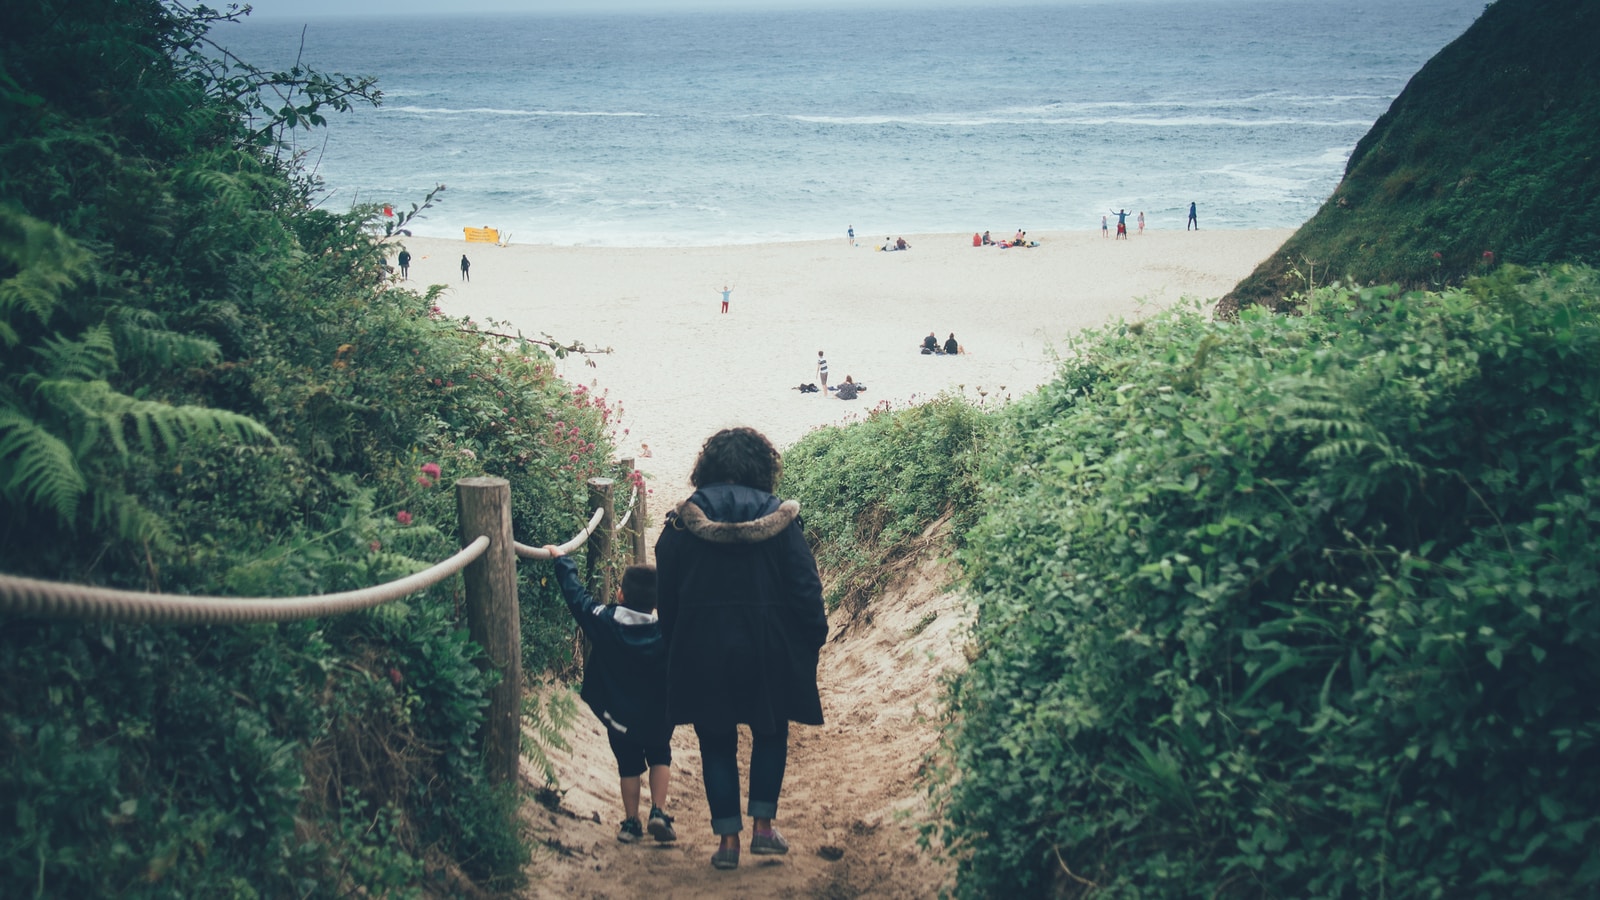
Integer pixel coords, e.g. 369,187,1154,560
690,426,782,493
621,564,657,612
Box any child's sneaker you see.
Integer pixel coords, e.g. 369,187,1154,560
750,826,790,856
617,816,644,844
647,807,677,843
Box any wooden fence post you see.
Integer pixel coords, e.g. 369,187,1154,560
456,477,521,786
619,458,647,564
585,477,616,600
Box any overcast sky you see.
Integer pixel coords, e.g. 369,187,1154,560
242,0,1053,19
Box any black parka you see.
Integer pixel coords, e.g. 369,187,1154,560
654,483,828,731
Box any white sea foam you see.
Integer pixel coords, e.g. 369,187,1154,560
384,105,653,117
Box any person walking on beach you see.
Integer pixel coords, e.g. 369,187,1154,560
1101,215,1109,239
847,226,855,247
460,254,471,282
816,350,829,394
1187,201,1199,231
654,427,829,872
543,546,677,846
397,248,411,279
719,284,734,314
1138,211,1145,235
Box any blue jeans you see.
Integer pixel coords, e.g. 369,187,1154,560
694,721,788,835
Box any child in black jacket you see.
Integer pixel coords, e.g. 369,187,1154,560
545,546,676,844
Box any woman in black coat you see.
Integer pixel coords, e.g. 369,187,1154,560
654,427,828,871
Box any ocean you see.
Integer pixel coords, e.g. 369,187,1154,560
222,0,1484,246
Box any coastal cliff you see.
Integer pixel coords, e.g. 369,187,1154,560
1221,0,1600,313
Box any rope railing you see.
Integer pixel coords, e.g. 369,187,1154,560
614,486,640,532
0,484,645,623
514,505,606,560
0,536,490,626
0,471,647,785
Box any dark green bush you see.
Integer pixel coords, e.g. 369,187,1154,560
0,1,618,895
940,270,1600,898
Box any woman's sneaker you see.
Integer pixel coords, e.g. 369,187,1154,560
750,827,790,856
647,807,677,843
617,816,644,844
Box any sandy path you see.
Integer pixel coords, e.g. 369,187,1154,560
520,534,966,899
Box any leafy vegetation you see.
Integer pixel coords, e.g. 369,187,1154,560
779,395,988,615
0,1,623,895
934,271,1600,898
1223,0,1600,312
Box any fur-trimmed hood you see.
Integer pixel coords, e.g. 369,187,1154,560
670,484,799,544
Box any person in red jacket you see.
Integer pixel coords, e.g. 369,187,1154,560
654,427,829,871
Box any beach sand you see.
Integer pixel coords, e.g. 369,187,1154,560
404,228,1291,502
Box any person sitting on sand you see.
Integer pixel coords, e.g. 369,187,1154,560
1014,229,1026,244
944,333,959,355
882,237,895,252
895,237,910,251
834,376,864,400
982,230,993,245
921,332,939,353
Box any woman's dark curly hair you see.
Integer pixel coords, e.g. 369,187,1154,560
690,427,782,493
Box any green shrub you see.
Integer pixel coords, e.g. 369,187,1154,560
0,1,624,895
939,271,1600,898
780,394,989,613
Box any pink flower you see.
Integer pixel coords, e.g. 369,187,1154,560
1432,252,1442,259
569,454,580,462
369,540,382,553
396,510,413,526
421,462,442,478
1483,250,1495,260
416,476,434,488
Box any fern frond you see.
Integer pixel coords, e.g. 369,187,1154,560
30,377,275,457
522,685,578,788
88,485,173,550
175,165,255,220
107,307,221,370
31,325,119,381
1304,438,1384,463
0,205,96,345
0,408,87,523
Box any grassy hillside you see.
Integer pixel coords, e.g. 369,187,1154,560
1221,0,1600,313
